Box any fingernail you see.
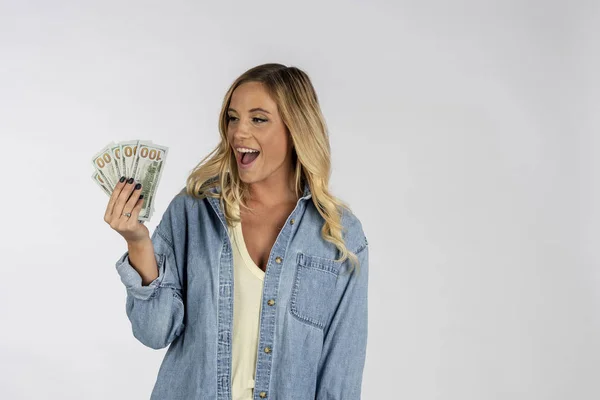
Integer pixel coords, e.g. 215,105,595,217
119,176,126,183
127,178,134,184
135,183,142,190
139,194,144,199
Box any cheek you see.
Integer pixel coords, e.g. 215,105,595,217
262,139,289,163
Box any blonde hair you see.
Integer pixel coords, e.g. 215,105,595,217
183,63,361,275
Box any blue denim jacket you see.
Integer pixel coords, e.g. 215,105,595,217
115,179,369,399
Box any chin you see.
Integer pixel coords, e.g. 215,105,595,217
237,173,254,183
238,171,268,185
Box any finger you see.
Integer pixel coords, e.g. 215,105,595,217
104,176,127,222
121,183,143,220
128,194,145,223
113,178,137,220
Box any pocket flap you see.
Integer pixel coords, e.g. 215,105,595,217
296,253,343,276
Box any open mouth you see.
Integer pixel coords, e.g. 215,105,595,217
239,151,260,166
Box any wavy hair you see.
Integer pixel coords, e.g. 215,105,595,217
183,63,360,275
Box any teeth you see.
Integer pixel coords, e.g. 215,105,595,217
238,148,259,153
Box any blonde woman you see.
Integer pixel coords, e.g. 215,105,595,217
105,63,369,399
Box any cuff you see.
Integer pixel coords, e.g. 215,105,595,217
115,251,165,301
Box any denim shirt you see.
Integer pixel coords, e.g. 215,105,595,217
115,179,369,399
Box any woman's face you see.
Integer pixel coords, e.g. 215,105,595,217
226,81,294,184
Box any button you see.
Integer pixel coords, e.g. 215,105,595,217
264,346,272,353
259,392,267,398
267,299,275,306
290,218,295,225
275,257,282,264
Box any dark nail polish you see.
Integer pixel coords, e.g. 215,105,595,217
119,176,126,183
135,183,141,190
139,194,144,199
127,178,134,184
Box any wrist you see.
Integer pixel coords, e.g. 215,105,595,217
127,236,152,252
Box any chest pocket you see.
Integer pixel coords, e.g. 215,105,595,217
289,252,343,330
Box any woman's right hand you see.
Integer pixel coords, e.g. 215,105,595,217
104,176,149,243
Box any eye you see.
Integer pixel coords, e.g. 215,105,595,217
253,117,267,123
227,115,238,122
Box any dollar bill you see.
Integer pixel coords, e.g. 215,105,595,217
92,171,112,196
131,142,169,221
92,142,120,189
109,143,124,179
129,140,154,179
119,140,139,178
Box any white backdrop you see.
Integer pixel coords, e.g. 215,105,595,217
0,1,597,399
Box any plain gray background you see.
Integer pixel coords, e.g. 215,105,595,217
0,0,597,399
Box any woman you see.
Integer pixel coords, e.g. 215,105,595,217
105,63,369,399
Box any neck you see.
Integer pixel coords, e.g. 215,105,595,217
245,172,298,208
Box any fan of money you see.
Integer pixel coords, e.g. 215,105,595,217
92,140,168,222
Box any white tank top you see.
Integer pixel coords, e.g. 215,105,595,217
227,202,265,400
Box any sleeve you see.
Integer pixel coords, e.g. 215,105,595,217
315,242,369,399
114,205,185,350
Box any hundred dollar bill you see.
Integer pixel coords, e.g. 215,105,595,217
92,171,112,197
131,142,168,221
129,140,154,179
109,143,124,178
119,140,139,178
92,142,120,189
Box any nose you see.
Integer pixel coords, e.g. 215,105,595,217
229,119,252,139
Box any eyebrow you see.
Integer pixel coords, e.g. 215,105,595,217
227,107,271,115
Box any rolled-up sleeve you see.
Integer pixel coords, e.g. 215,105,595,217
115,211,185,350
316,242,369,399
